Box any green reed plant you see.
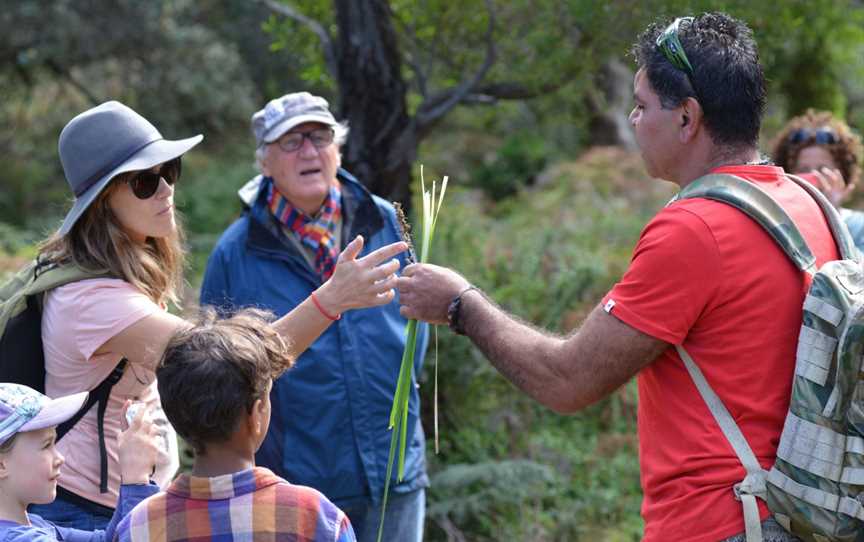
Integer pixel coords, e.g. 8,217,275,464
377,167,448,542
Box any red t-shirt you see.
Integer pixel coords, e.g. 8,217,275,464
603,165,839,542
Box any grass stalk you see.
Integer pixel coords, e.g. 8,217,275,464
377,167,448,542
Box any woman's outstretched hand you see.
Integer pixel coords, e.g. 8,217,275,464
315,235,407,316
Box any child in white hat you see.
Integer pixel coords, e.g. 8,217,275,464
0,383,160,541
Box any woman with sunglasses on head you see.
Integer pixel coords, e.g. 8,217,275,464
24,101,406,529
772,109,864,251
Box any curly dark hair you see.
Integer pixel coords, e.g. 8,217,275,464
771,109,863,186
157,307,295,455
632,12,766,148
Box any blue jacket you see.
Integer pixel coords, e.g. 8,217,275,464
200,169,428,505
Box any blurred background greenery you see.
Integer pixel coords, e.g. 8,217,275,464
3,1,864,540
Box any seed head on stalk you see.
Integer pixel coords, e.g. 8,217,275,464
393,202,417,265
377,166,448,542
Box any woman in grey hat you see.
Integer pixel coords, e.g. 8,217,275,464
27,101,407,529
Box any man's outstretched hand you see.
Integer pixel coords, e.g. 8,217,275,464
397,263,471,325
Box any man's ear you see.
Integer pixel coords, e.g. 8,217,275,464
259,148,272,177
0,455,9,480
249,398,266,437
679,97,703,142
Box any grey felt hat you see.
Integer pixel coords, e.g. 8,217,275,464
57,101,203,235
251,92,337,147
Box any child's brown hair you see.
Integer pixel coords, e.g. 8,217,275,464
157,308,295,454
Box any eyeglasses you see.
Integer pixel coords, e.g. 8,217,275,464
275,128,335,153
788,127,839,146
656,17,694,74
126,158,182,200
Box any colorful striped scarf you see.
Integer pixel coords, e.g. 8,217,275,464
267,178,342,280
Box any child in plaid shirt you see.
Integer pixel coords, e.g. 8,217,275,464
114,308,355,542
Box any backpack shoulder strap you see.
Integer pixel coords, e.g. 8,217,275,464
29,261,112,296
671,173,818,275
676,345,767,542
785,173,859,261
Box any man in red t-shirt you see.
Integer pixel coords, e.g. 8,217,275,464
397,13,834,542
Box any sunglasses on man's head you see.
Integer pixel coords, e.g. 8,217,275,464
275,128,335,153
126,158,182,199
788,127,839,146
656,17,695,74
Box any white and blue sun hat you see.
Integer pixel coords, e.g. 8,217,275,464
0,384,87,445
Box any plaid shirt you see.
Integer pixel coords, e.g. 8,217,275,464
113,467,355,542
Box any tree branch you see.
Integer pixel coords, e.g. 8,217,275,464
415,0,497,131
468,79,570,100
392,15,430,99
45,59,100,106
259,0,338,81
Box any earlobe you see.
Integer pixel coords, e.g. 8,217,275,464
679,97,702,142
252,399,264,435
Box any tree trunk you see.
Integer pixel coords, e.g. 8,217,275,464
585,58,637,150
334,0,416,206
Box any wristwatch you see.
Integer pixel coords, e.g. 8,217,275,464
447,286,478,335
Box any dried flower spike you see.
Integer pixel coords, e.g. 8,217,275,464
392,201,417,264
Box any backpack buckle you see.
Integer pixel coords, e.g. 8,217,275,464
733,472,767,502
733,482,744,501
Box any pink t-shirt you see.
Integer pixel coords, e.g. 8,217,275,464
42,278,178,508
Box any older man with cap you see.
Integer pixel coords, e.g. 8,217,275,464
200,92,429,541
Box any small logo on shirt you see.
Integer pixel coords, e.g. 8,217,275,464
604,299,616,313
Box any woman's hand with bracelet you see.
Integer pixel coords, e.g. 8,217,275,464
314,235,407,317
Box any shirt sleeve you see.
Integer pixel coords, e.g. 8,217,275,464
100,483,160,542
1,522,60,542
49,483,159,542
50,279,159,361
602,205,722,345
335,514,357,542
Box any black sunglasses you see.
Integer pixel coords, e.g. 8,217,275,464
126,158,182,199
788,127,838,146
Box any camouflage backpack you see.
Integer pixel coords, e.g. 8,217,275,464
671,173,864,542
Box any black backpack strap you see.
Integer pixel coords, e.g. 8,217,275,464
56,358,128,494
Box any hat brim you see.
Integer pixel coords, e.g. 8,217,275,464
19,391,88,433
58,134,203,236
263,114,337,144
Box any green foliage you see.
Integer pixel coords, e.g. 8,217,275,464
469,132,550,201
427,460,556,539
630,0,864,119
1,1,261,231
174,142,257,282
